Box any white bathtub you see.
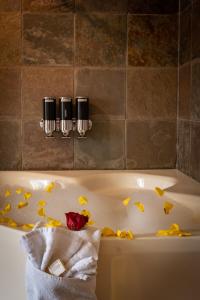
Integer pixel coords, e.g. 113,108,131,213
0,169,200,300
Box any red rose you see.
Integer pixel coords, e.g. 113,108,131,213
65,212,89,231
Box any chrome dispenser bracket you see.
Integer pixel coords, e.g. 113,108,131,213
88,120,92,130
56,118,60,132
40,119,44,129
71,118,76,131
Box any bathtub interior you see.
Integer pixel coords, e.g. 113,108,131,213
0,171,200,235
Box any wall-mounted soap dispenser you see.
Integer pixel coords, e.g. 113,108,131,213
59,97,73,138
76,97,92,137
40,96,92,138
40,97,56,137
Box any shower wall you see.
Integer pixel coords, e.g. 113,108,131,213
178,0,200,182
0,0,178,170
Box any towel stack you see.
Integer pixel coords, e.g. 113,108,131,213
21,226,101,300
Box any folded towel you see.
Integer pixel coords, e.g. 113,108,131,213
21,226,101,300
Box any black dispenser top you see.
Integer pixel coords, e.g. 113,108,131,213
59,97,73,120
43,97,56,121
76,97,89,120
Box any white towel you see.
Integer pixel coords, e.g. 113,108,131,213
21,226,101,300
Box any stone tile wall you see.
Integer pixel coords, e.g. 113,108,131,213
178,0,200,181
0,0,178,170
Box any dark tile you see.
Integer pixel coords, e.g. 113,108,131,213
0,0,20,11
179,63,191,119
0,13,21,65
190,122,200,182
75,68,125,120
76,14,126,66
23,0,74,12
128,0,179,14
22,67,73,119
0,120,21,170
192,0,200,59
180,0,191,12
74,121,125,169
126,121,177,169
127,68,177,120
22,119,73,170
177,120,190,175
180,7,191,65
0,68,21,117
76,0,127,12
191,63,200,121
23,13,74,65
128,15,178,67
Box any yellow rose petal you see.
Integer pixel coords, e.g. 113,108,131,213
157,229,170,237
81,209,95,226
81,209,91,218
16,188,23,195
4,203,11,213
1,217,17,227
126,230,135,240
122,197,131,206
155,187,165,197
0,203,11,215
116,230,127,239
22,224,35,231
38,207,46,217
170,223,180,232
156,223,191,237
0,217,6,223
46,216,61,225
5,190,11,198
8,220,17,228
45,216,62,227
24,192,32,200
38,200,46,207
0,217,9,224
179,231,192,237
117,230,135,240
134,202,144,212
17,201,28,209
87,220,95,226
80,210,94,226
102,227,116,237
47,216,54,222
164,201,174,215
78,196,88,206
45,182,55,193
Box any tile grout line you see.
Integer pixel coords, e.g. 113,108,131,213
124,13,128,170
0,64,180,69
17,117,177,122
20,11,179,17
176,0,181,170
73,8,76,170
189,0,193,177
20,0,23,170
